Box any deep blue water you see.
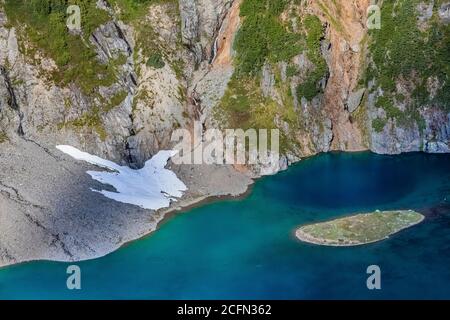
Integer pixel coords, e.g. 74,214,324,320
1,152,450,299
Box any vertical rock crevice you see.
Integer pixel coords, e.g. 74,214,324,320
0,65,24,136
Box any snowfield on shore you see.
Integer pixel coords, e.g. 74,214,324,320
56,145,187,210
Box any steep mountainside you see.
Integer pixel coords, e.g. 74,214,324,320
1,0,449,167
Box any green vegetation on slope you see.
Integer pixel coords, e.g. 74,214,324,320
234,0,301,75
296,15,328,101
3,0,177,92
367,0,450,132
109,0,175,22
215,76,294,153
218,0,301,152
104,90,128,112
146,52,165,69
218,0,331,154
62,107,108,141
0,132,8,144
120,0,184,79
4,0,117,95
3,0,177,138
234,0,328,96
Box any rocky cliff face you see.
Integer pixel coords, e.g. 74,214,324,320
0,1,184,167
215,0,449,160
1,0,449,169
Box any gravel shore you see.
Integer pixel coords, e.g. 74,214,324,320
0,138,253,267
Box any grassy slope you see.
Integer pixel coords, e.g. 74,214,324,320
4,0,115,95
2,0,177,140
217,0,329,154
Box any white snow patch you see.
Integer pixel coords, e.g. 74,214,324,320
56,145,187,210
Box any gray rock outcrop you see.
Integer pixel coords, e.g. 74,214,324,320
439,3,450,24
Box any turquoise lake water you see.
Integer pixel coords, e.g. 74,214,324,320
1,152,450,299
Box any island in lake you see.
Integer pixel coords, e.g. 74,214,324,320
296,210,425,247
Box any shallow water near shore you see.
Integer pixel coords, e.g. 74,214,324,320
1,152,450,299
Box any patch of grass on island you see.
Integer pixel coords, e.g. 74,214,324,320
296,210,424,246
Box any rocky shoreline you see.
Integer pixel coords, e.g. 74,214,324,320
0,137,253,268
0,136,443,267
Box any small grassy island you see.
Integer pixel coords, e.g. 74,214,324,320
296,210,425,246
